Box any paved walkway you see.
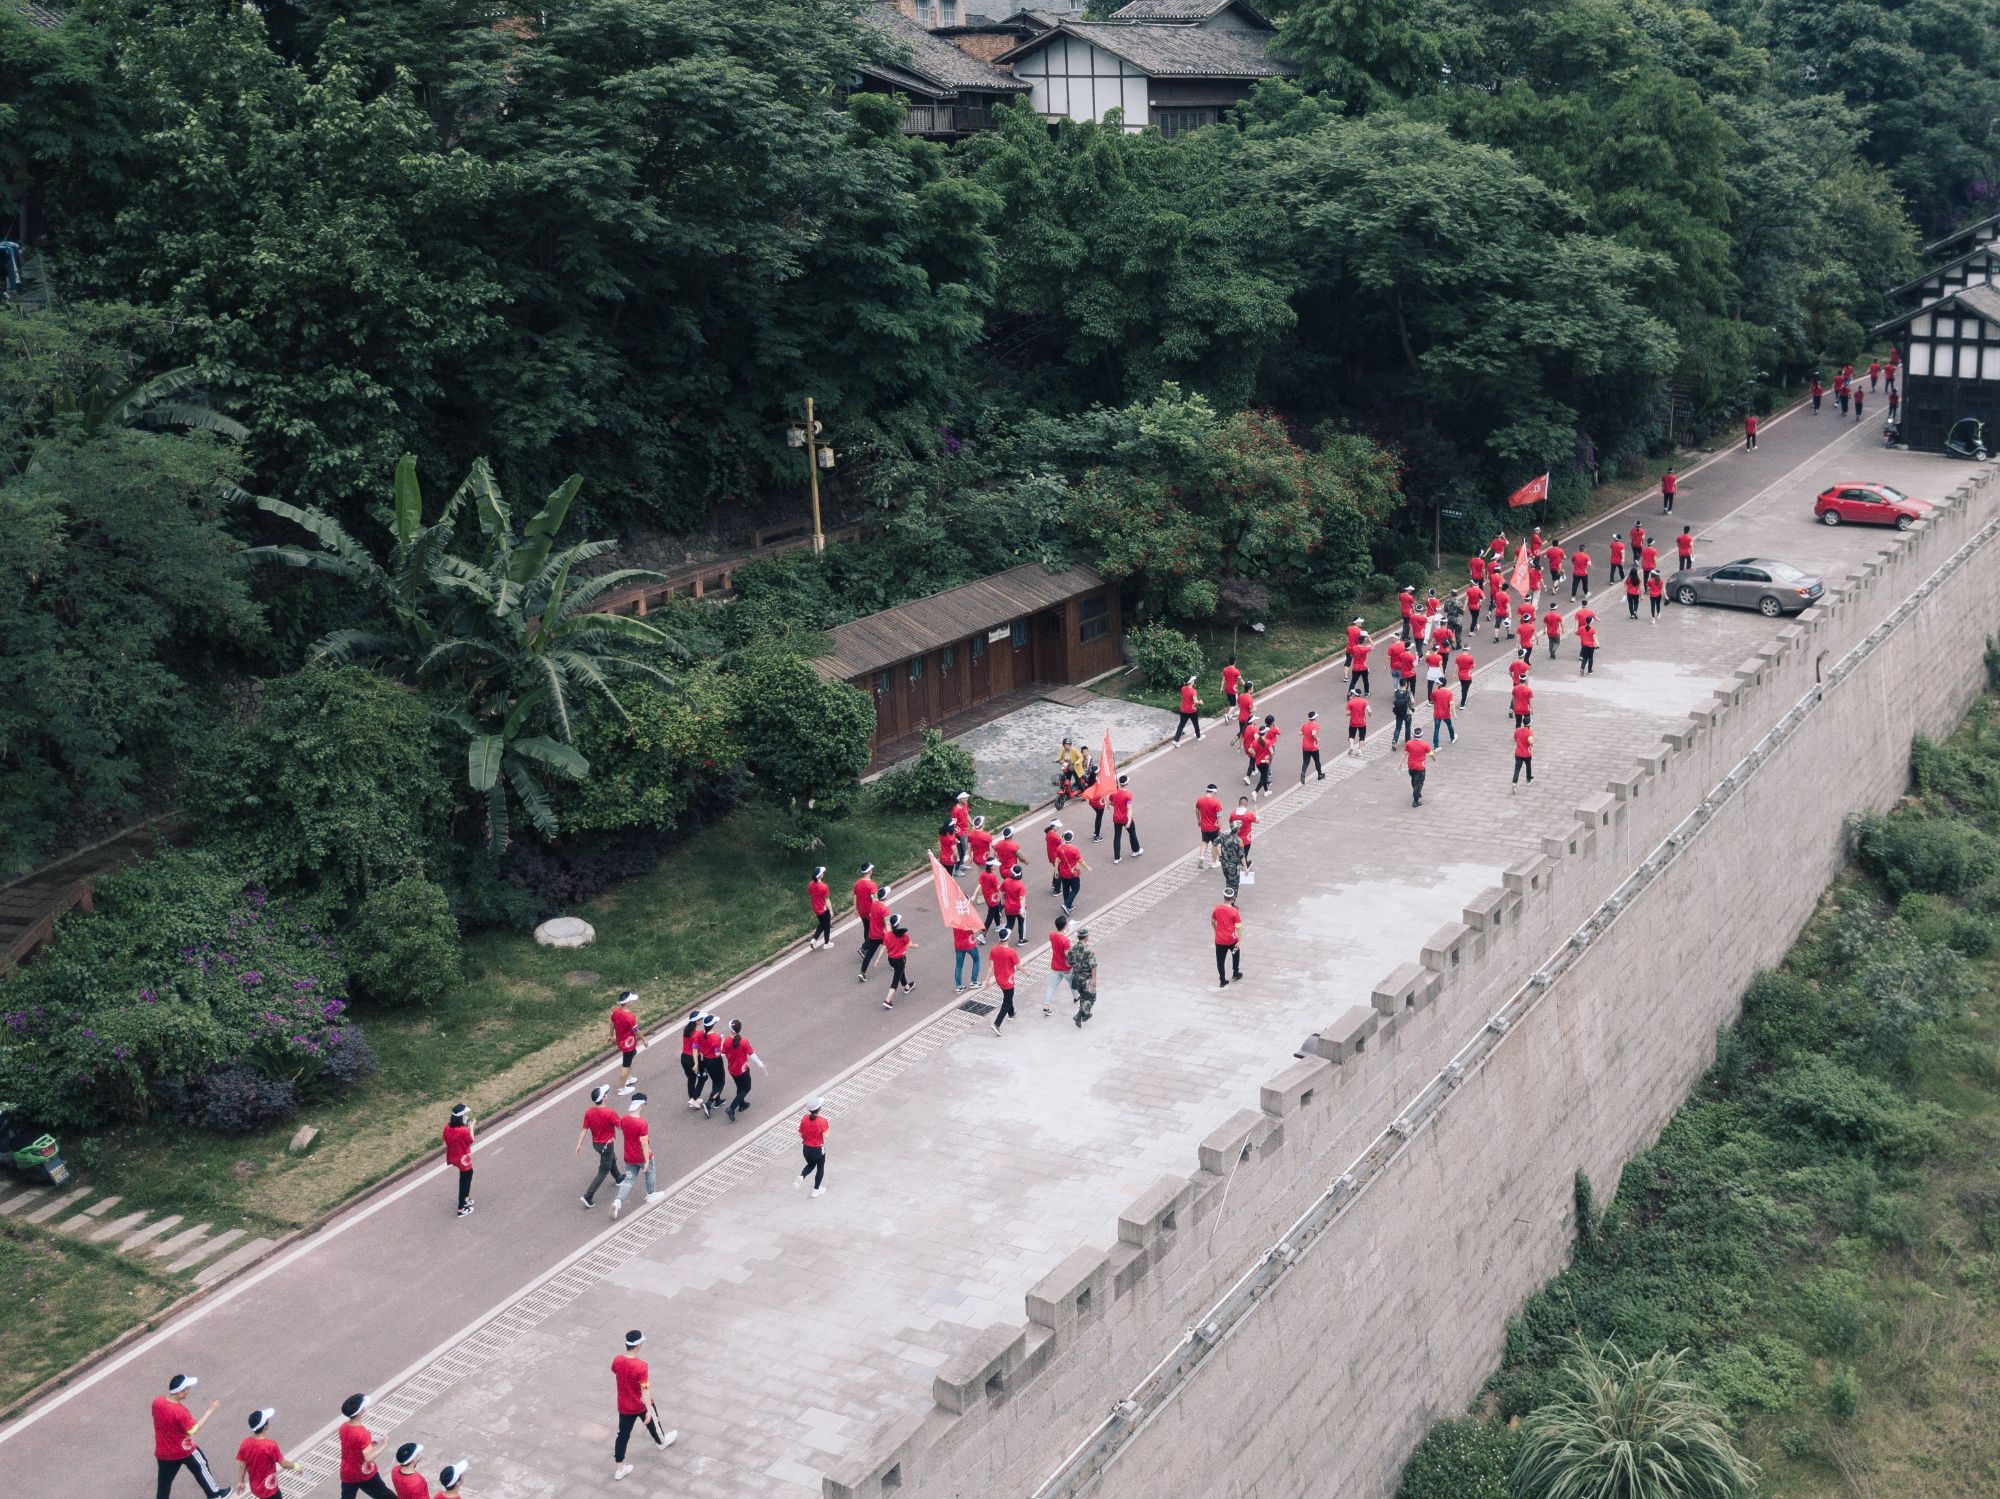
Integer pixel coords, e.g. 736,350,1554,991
0,403,1955,1496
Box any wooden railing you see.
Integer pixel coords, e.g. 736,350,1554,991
901,103,997,136
599,523,863,617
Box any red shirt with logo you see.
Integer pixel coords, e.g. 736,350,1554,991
951,803,972,836
1405,739,1431,771
808,879,830,916
237,1436,286,1498
799,1113,830,1149
152,1397,198,1460
1195,794,1222,832
953,925,978,953
611,1005,639,1052
1515,726,1534,757
995,837,1020,872
1212,904,1242,945
1055,843,1083,878
968,828,994,865
339,1422,377,1482
1179,683,1198,713
442,1123,473,1171
1110,787,1134,824
617,1112,650,1165
696,1029,723,1062
1001,876,1025,914
990,945,1020,988
393,1469,432,1499
1346,697,1368,728
979,868,1002,905
613,1354,650,1416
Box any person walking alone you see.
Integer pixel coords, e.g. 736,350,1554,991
883,914,916,1009
1744,412,1758,450
1212,892,1243,988
1172,676,1203,744
1221,655,1241,714
1068,927,1099,1028
721,1018,767,1122
797,1101,830,1196
1299,711,1323,783
1607,533,1626,583
1676,526,1694,573
609,991,643,1096
1661,467,1677,515
1405,735,1431,808
1109,774,1141,861
442,1104,475,1218
1455,645,1475,707
806,866,832,950
1853,384,1866,423
337,1394,396,1499
1569,545,1590,600
1512,723,1535,789
152,1375,225,1499
1043,913,1072,1016
610,1331,678,1482
1544,604,1563,660
578,1084,626,1207
611,1094,667,1215
988,935,1019,1035
1345,690,1369,756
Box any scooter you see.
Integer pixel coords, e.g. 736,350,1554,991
0,1103,70,1185
1945,416,1988,461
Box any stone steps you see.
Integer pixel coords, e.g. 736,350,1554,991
0,1182,274,1287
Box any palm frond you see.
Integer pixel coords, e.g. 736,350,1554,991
391,453,425,549
509,473,584,588
239,544,388,593
466,733,506,793
249,495,377,567
554,567,667,617
484,781,510,853
135,401,250,440
306,628,400,666
504,760,561,837
530,654,575,741
510,734,589,781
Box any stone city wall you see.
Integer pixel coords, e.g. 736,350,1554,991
821,469,2000,1499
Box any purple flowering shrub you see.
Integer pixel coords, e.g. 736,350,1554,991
0,850,372,1130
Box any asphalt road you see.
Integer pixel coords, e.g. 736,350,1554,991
0,396,1875,1491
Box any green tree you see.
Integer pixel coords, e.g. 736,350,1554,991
1512,1343,1758,1499
348,874,464,1008
554,674,744,836
732,653,874,809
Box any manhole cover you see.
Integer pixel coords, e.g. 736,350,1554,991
958,1000,996,1016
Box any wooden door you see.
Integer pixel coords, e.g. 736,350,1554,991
1034,607,1069,684
935,641,968,717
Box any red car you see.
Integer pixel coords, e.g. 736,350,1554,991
1813,483,1933,529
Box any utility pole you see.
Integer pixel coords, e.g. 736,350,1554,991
788,400,835,556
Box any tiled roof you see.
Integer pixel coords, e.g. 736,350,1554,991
1886,242,2000,302
1003,20,1297,78
12,1,64,25
1109,0,1271,26
1869,281,2000,338
858,4,1033,97
813,562,1106,680
1922,211,2000,262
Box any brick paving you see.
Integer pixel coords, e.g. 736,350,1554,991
309,416,1964,1497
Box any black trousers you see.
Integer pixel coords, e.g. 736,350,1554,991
456,1168,473,1209
1458,680,1471,706
727,1071,752,1119
800,1145,826,1188
1059,876,1080,911
1580,645,1596,673
1093,804,1106,839
1173,711,1202,741
1005,911,1025,941
994,988,1017,1029
1571,575,1587,598
1514,754,1534,783
1649,595,1663,619
1255,761,1271,792
1609,562,1625,581
1214,942,1241,982
812,910,831,944
857,935,882,977
341,1477,396,1499
157,1452,225,1499
1113,821,1140,856
1468,609,1481,632
585,1141,625,1202
616,1410,665,1462
1409,769,1426,805
984,902,1003,931
887,955,908,990
1347,667,1370,694
1301,750,1321,779
702,1057,725,1105
682,1053,701,1101
1628,593,1640,617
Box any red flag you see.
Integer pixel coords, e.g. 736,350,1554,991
1506,472,1550,509
1085,732,1116,809
1508,544,1533,598
928,852,981,932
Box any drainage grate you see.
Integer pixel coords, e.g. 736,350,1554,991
957,999,996,1016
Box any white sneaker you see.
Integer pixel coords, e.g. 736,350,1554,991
812,1186,826,1198
656,1428,678,1449
615,1464,633,1481
617,1082,636,1094
647,1191,666,1203
610,1198,623,1220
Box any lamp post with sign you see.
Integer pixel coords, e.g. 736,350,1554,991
785,400,835,556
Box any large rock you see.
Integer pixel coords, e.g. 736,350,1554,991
534,916,596,949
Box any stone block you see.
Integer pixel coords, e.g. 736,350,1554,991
1025,1246,1110,1337
1370,961,1427,1013
1576,791,1617,829
1503,853,1554,896
821,1403,931,1499
1420,921,1469,975
533,916,595,949
1318,1004,1378,1063
288,1125,319,1156
1198,1110,1264,1176
1259,1059,1332,1119
1605,767,1643,803
1119,1176,1193,1248
932,1322,1029,1414
1460,887,1509,933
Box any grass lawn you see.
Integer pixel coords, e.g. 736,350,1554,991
69,793,1020,1235
0,1216,181,1407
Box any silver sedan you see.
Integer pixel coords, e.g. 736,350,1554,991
1669,557,1825,617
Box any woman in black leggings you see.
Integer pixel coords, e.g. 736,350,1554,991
679,1011,701,1106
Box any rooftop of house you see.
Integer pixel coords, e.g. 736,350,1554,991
859,2,1033,96
813,561,1107,680
1000,18,1298,78
1108,0,1272,26
1922,211,2000,263
12,0,64,26
1870,280,2000,339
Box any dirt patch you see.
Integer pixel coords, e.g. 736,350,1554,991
563,969,603,987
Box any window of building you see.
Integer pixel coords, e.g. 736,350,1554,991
941,644,956,672
1155,109,1216,139
1078,594,1110,643
970,633,987,661
875,671,892,696
908,655,926,683
1010,619,1030,648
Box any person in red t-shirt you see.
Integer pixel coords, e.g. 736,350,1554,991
1345,691,1369,755
1544,606,1564,657
611,1094,661,1216
152,1375,224,1499
1511,679,1533,727
442,1104,475,1217
721,1017,769,1122
1638,538,1658,574
696,1013,727,1114
1454,648,1476,707
1469,553,1487,587
1385,636,1408,689
1513,724,1535,786
1744,412,1758,450
234,1408,299,1499
1577,614,1599,675
937,819,959,871
1492,585,1511,641
1527,526,1544,561
1428,683,1456,747
338,1393,396,1499
1629,520,1646,562
1299,711,1323,783
1044,822,1064,894
1109,774,1141,861
609,991,643,1095
1625,567,1643,619
1212,892,1244,987
1001,862,1027,942
978,858,1004,934
1348,636,1372,696
852,864,877,928
1516,610,1536,661
1405,735,1431,806
1607,534,1626,582
1221,655,1242,711
994,827,1021,878
577,1083,627,1206
1236,683,1256,732
1345,615,1367,661
858,885,892,980
798,1102,831,1194
610,1331,677,1481
1868,358,1881,390
678,1009,703,1108
1463,581,1485,635
1229,797,1258,869
1195,784,1223,868
950,919,982,995
391,1442,431,1499
1647,569,1666,621
1397,587,1416,640
1043,911,1073,1015
1508,651,1531,687
1239,716,1260,785
968,816,993,870
1676,526,1694,570
1252,716,1280,796
1173,674,1204,744
883,913,917,1008
950,792,973,868
1546,543,1566,583
806,865,832,950
988,937,1020,1033
1054,830,1089,913
1569,546,1590,600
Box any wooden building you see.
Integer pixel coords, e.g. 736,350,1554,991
853,2,1032,139
1885,242,2000,307
1922,210,2000,266
1871,282,2000,452
813,562,1124,754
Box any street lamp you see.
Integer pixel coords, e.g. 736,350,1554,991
788,399,834,555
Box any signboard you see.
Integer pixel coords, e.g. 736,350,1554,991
987,625,1013,644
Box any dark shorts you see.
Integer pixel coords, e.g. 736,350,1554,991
1201,829,1219,843
620,1047,637,1067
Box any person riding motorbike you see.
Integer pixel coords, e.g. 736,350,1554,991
1055,737,1088,796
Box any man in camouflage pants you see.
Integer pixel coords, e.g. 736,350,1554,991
1069,927,1098,1029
